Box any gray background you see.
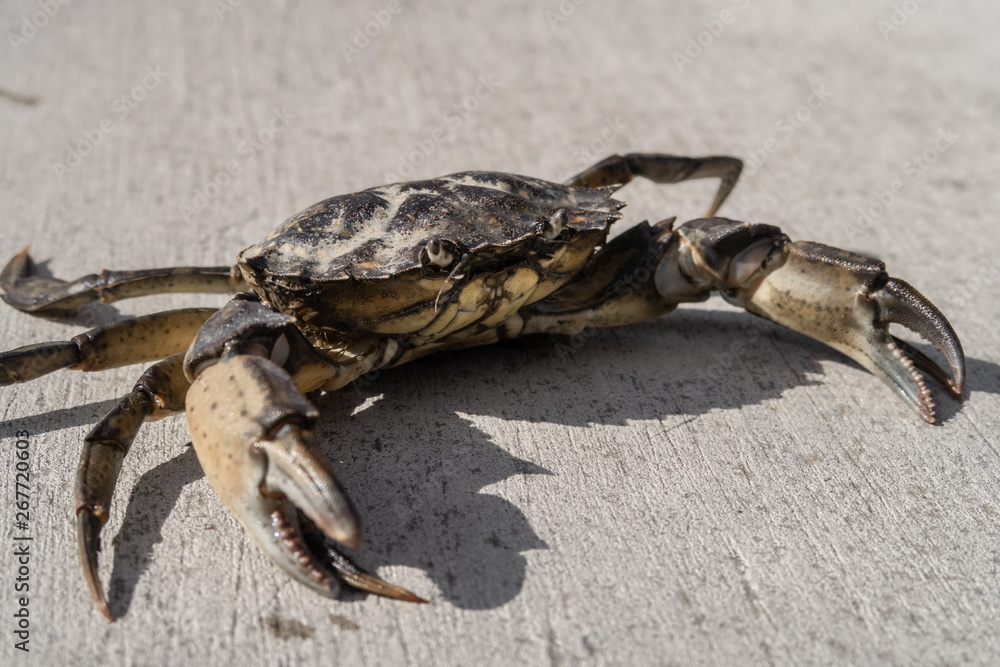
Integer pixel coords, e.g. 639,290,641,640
1,1,999,665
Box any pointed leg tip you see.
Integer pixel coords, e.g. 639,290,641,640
398,589,429,604
97,600,115,623
1,247,31,291
3,245,33,273
77,509,115,621
358,576,428,604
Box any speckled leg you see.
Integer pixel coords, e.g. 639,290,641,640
566,153,743,216
75,353,191,621
0,246,243,314
0,308,215,386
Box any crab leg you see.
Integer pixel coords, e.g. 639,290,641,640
76,353,191,621
1,246,243,314
521,217,964,421
566,153,744,217
0,308,215,385
519,217,696,332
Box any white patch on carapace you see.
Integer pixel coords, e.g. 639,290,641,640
239,172,623,284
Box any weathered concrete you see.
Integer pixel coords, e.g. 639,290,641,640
1,1,998,664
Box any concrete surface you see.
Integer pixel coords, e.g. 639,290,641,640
1,1,999,665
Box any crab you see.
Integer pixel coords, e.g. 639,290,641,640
0,153,965,621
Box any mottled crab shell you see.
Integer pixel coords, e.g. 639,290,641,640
238,172,624,336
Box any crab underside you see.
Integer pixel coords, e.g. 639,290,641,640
0,152,964,620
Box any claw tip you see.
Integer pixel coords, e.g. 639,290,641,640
77,510,115,621
97,599,115,623
947,377,965,401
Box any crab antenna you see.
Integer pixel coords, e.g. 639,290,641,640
434,253,470,312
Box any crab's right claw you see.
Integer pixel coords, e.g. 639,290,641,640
678,219,965,422
185,354,425,603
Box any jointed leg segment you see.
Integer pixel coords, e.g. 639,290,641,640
76,353,192,620
524,216,965,422
0,308,215,385
552,154,964,420
566,153,744,217
1,246,243,314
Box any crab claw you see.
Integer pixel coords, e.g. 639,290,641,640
186,354,424,601
677,218,965,422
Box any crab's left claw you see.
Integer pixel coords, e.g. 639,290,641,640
675,218,965,422
186,354,424,602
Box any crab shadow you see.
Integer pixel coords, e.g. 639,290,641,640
286,307,994,610
106,446,203,620
13,309,996,616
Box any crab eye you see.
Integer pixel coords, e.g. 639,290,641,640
542,209,567,240
423,239,455,268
